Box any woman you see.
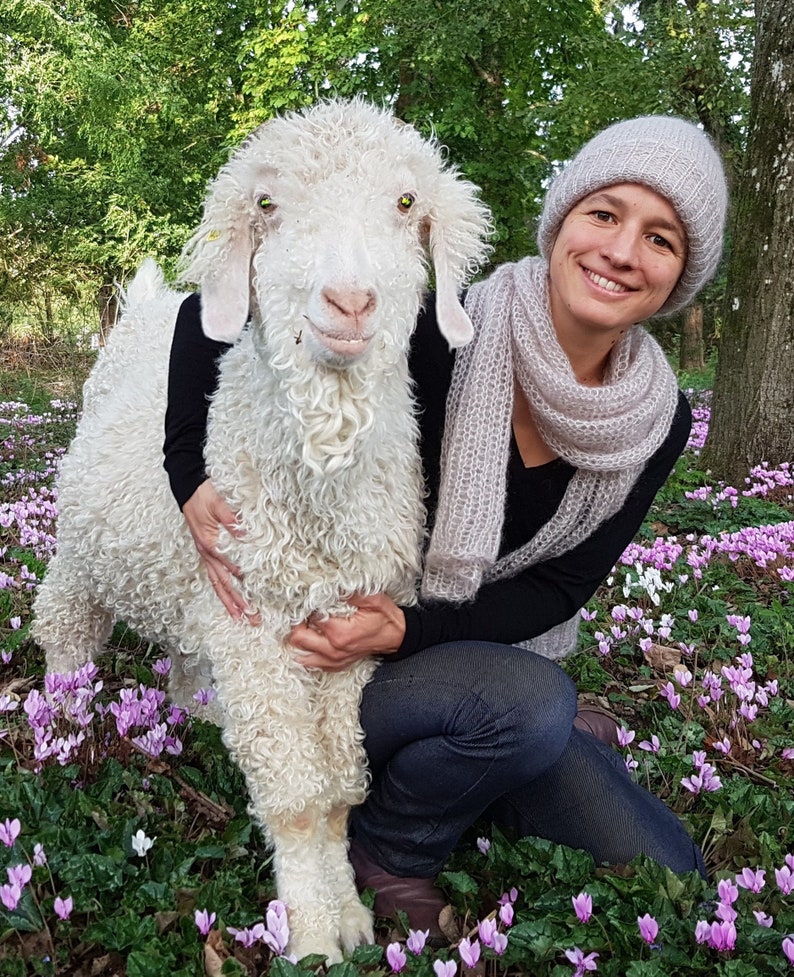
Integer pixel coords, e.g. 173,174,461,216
164,115,728,938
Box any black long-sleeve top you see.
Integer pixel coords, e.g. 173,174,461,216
164,292,691,659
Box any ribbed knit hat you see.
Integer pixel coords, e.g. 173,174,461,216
537,116,728,315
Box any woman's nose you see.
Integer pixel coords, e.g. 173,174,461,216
601,229,639,268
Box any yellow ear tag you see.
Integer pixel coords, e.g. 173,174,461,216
206,229,221,242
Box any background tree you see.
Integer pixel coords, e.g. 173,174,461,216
702,0,794,482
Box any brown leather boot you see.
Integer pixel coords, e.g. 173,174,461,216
348,839,458,945
573,705,620,747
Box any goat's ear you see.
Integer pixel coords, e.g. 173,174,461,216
429,225,474,349
177,174,255,344
425,175,493,349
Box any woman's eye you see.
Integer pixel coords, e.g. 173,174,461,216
258,194,274,211
650,233,672,250
593,210,613,222
398,193,415,213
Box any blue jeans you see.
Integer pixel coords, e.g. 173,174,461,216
350,641,705,878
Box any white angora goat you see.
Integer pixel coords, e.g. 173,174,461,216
33,98,491,961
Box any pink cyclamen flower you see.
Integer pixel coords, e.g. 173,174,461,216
499,902,514,926
54,895,73,920
33,843,47,867
735,867,765,892
637,913,659,945
617,726,635,748
0,818,21,847
564,946,599,975
498,887,518,905
776,866,794,895
0,883,21,911
194,909,216,936
263,899,290,955
715,902,737,924
694,920,711,944
753,911,773,928
407,929,428,954
459,937,481,969
572,892,592,924
783,937,794,966
152,657,171,676
6,864,31,888
229,923,266,947
639,734,660,754
433,960,457,977
476,837,490,855
478,917,498,947
708,921,737,952
386,942,407,973
492,932,508,955
717,878,739,905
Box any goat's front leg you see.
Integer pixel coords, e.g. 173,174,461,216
315,664,377,951
207,632,346,963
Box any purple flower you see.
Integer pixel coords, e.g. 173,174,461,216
477,917,498,947
263,899,290,955
715,902,737,924
0,883,21,911
694,920,711,944
753,911,773,927
406,929,428,954
783,937,794,966
6,864,31,888
659,683,681,710
775,865,794,895
498,887,518,905
33,843,47,867
0,818,21,847
386,942,407,973
564,946,599,975
229,923,266,947
476,836,490,855
458,938,481,969
499,902,514,926
735,867,765,892
617,726,635,748
194,908,216,935
572,892,592,924
637,914,659,945
152,657,171,676
193,688,216,706
54,895,73,920
708,921,737,952
717,878,739,905
492,932,508,955
639,734,660,753
433,959,457,977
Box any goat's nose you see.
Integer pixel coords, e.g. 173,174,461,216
322,286,377,328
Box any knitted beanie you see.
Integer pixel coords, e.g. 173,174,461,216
537,116,728,314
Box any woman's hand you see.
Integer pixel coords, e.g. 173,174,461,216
290,593,406,672
182,479,258,621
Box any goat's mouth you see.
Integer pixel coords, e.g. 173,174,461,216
307,321,374,358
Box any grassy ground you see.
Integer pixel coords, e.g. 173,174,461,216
0,347,792,975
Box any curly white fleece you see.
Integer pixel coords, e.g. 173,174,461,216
33,99,491,963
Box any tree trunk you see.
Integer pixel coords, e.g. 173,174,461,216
97,283,118,346
679,303,705,371
701,0,794,484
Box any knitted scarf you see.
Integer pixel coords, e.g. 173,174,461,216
421,256,679,605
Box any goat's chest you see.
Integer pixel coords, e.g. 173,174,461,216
205,358,425,612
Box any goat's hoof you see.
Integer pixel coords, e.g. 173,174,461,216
288,931,343,966
338,899,375,952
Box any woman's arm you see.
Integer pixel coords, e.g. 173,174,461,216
163,294,255,620
293,392,692,666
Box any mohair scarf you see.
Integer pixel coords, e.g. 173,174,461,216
421,257,679,652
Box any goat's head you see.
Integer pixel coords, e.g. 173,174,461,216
178,99,492,363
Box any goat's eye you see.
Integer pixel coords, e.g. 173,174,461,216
258,194,274,211
398,193,415,213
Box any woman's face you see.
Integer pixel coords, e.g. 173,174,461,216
548,182,687,339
